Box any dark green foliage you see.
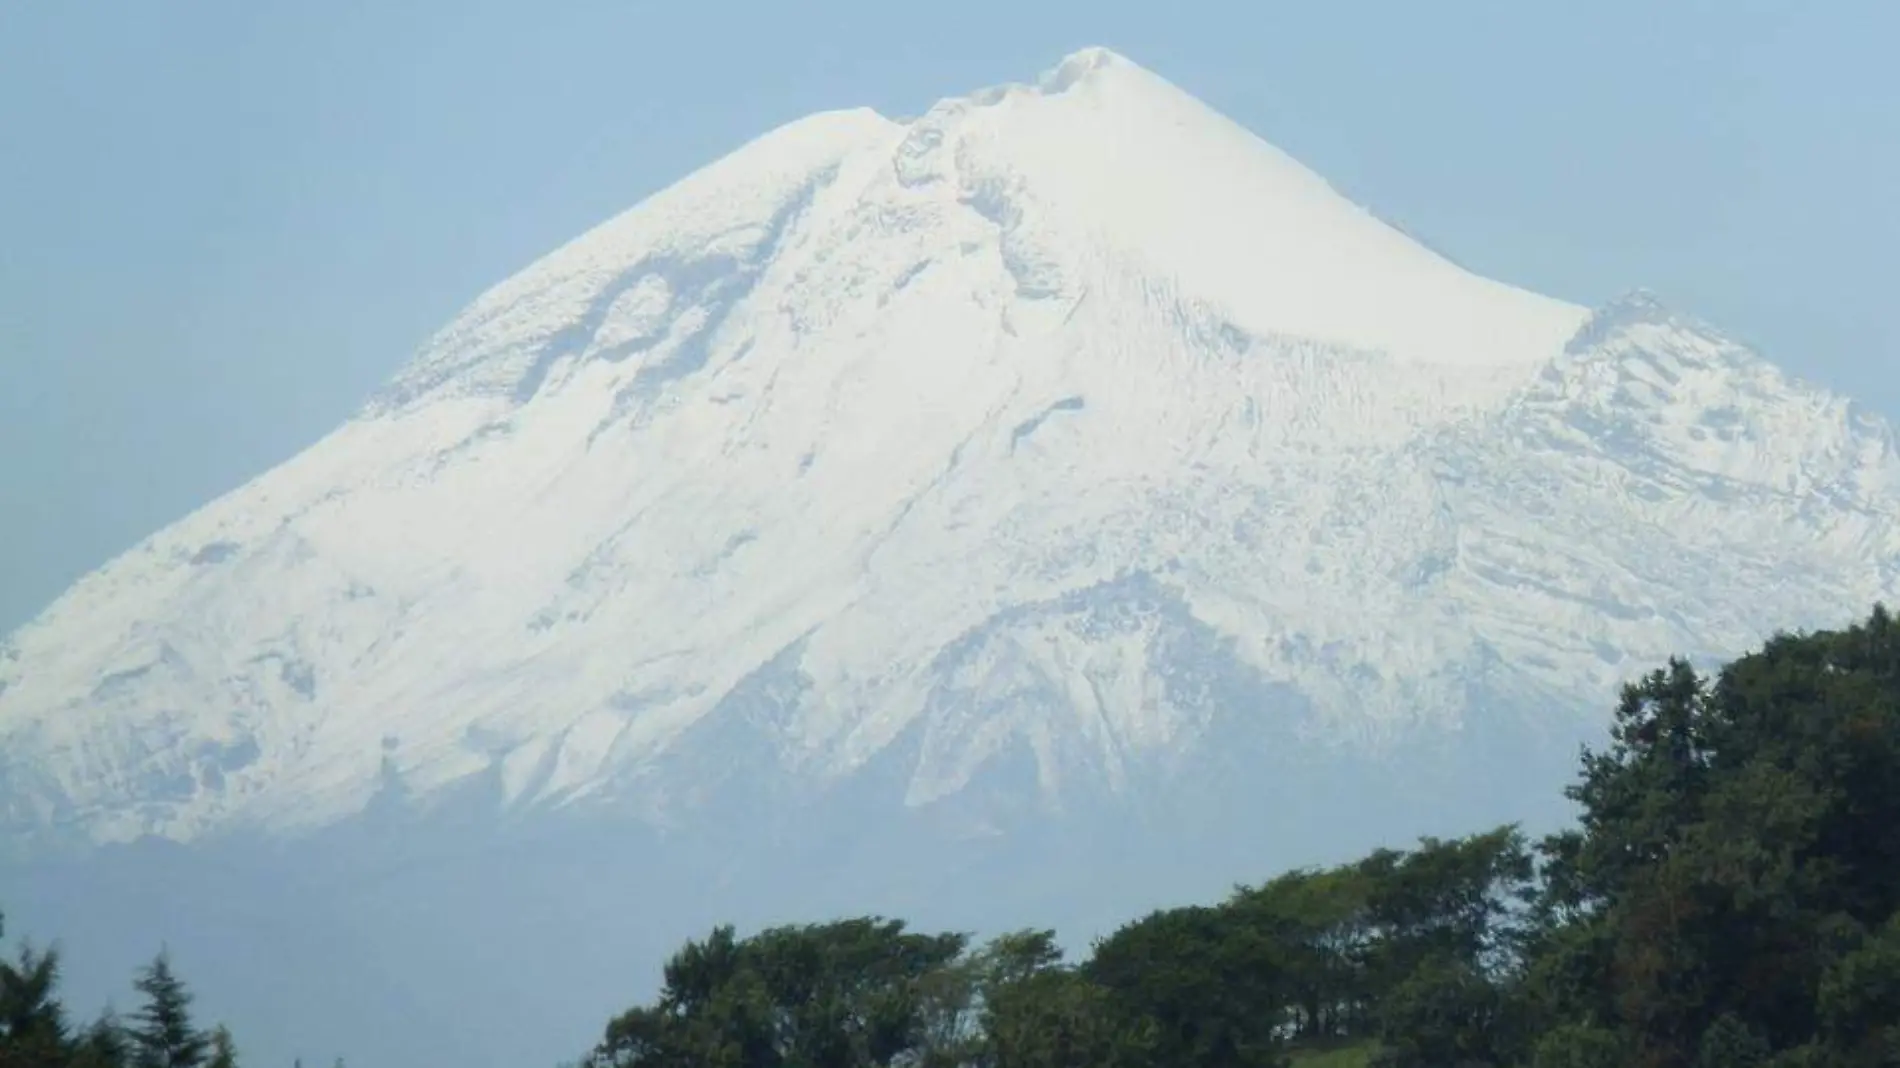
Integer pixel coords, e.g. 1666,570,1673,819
1086,904,1287,1067
919,928,1067,1066
1815,913,1900,1065
1527,1024,1625,1068
0,934,71,1067
588,918,969,1068
985,967,1155,1068
69,1014,131,1068
1697,1014,1771,1068
0,913,245,1068
128,954,208,1068
1369,955,1512,1068
1339,829,1537,1067
202,1027,235,1068
1229,866,1373,1042
1526,607,1900,1066
581,827,1543,1068
1373,827,1536,970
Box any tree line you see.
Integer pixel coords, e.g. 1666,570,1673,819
0,938,239,1068
576,607,1900,1068
6,606,1898,1067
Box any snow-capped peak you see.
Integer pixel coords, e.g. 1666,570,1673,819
378,44,1585,421
2,51,1895,849
1036,45,1125,91
897,43,1589,367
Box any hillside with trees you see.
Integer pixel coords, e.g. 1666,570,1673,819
573,607,1900,1068
7,607,1898,1067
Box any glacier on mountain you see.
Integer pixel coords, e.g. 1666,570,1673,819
2,47,1897,852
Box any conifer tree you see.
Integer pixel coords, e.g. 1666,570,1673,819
128,952,209,1068
0,912,72,1068
72,1011,132,1068
204,1025,236,1068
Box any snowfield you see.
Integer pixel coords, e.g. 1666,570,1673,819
3,47,1896,847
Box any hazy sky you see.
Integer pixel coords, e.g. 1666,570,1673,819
3,0,1896,632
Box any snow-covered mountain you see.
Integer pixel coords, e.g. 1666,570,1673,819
4,47,1897,851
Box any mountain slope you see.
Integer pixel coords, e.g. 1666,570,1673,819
3,48,1896,851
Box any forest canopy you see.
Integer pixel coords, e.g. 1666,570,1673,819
576,607,1900,1068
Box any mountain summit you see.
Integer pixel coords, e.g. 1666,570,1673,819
3,48,1896,852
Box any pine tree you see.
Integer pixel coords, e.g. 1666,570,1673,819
0,912,72,1068
0,946,68,1043
204,1025,237,1068
72,1011,132,1068
128,952,209,1068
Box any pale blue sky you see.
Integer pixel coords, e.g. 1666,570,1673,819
3,0,1896,632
